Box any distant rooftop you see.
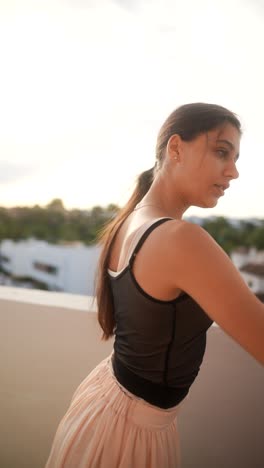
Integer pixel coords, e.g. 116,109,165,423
240,262,264,277
232,246,250,254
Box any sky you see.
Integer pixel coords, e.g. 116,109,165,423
0,0,264,219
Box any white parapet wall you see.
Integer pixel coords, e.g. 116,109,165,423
1,286,264,468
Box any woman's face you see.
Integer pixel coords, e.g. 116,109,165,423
176,123,241,209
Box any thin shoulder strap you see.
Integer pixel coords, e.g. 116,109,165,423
128,217,173,268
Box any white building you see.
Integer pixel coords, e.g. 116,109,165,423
231,247,264,297
0,239,101,296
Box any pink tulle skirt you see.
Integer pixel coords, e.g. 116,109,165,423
45,354,184,468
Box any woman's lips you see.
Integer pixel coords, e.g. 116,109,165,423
214,184,227,196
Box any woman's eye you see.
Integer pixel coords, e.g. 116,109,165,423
216,149,228,158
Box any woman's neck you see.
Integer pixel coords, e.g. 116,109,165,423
139,178,189,220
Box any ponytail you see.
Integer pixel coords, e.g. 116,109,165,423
95,166,155,339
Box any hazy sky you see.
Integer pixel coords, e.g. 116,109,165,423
0,0,264,219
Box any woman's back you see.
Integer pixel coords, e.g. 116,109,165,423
108,216,213,408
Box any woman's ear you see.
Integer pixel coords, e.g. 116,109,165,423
166,134,182,162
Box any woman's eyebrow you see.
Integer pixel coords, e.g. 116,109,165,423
216,139,240,160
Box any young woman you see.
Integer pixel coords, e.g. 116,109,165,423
45,103,264,468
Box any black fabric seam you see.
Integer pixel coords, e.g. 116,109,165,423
163,304,177,385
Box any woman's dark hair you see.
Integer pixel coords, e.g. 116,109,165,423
96,102,241,339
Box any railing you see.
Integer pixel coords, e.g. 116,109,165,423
1,286,263,468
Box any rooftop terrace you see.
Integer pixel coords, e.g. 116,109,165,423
1,286,263,468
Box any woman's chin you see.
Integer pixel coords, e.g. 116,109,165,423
196,198,218,209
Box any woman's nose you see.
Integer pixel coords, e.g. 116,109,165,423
224,160,239,180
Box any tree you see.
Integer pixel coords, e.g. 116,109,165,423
46,199,65,212
247,225,264,250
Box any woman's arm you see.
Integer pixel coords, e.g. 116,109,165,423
168,222,264,365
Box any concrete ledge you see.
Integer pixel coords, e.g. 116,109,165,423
1,287,263,468
0,285,96,311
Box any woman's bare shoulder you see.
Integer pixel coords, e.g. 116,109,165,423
167,218,216,240
166,218,228,256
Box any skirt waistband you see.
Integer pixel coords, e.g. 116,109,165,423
103,354,183,429
111,353,189,409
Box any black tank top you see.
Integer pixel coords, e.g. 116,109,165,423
109,218,213,409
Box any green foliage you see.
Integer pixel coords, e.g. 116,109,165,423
0,200,263,252
201,217,264,253
246,224,264,250
0,199,120,245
